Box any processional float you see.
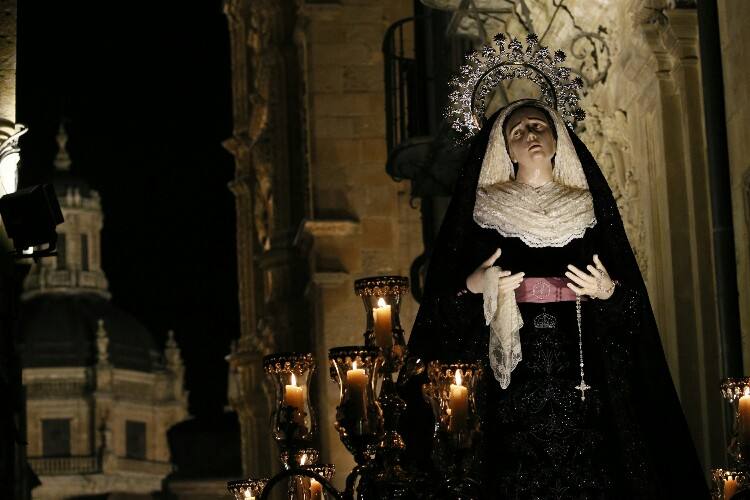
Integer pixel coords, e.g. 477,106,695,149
226,33,592,500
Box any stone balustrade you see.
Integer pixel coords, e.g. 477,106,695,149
28,456,100,476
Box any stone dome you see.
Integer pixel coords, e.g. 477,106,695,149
17,293,161,372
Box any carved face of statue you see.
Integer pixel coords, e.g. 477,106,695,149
503,106,557,171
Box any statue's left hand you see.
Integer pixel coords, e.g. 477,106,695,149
565,254,616,300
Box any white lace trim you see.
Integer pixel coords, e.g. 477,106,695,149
483,266,523,389
476,214,597,248
474,181,597,248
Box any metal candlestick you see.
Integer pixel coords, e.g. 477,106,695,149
328,346,383,462
354,275,420,498
721,378,750,465
328,346,384,498
422,361,483,499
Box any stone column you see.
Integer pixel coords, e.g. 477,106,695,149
223,0,307,478
641,5,724,469
223,0,274,477
718,0,750,375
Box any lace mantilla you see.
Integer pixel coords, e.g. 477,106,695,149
483,266,523,388
474,180,596,247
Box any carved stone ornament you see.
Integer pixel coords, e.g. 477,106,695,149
96,318,109,364
246,1,279,251
579,105,647,275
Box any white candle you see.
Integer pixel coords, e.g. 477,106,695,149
284,373,305,410
346,361,368,419
310,478,323,500
724,475,738,500
448,369,469,431
372,298,393,348
740,391,750,446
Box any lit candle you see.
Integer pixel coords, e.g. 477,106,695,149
724,475,738,500
243,488,255,500
740,389,750,446
448,369,469,432
346,361,368,419
372,298,393,348
310,478,323,500
284,373,305,410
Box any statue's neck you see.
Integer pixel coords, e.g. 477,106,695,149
515,161,553,187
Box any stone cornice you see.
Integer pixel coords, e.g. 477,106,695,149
24,365,187,406
665,9,699,60
297,218,361,240
21,270,111,300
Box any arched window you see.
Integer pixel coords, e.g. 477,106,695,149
80,234,89,271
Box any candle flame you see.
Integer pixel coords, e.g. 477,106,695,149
377,297,387,308
291,373,297,386
744,387,750,397
455,369,463,386
352,361,357,370
300,453,307,466
244,489,253,499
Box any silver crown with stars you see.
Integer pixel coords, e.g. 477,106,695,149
446,33,585,144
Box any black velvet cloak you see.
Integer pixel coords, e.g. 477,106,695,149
399,108,710,499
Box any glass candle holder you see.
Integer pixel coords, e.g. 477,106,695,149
354,276,409,371
227,478,268,500
328,346,384,463
422,361,483,495
422,362,482,448
711,469,747,500
290,463,336,500
264,352,316,452
279,448,319,470
721,377,750,464
307,464,336,500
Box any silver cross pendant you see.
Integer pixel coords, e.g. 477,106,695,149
575,379,591,401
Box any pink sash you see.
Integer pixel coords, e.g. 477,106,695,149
515,277,583,303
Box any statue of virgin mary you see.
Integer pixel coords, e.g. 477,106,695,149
399,98,710,498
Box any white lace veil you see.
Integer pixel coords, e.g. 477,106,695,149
476,98,589,190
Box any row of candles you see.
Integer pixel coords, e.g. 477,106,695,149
226,276,481,500
227,275,750,499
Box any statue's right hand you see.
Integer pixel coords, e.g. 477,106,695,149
465,248,525,294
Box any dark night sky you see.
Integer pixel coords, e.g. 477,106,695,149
16,1,237,418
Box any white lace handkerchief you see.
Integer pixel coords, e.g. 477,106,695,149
483,266,524,389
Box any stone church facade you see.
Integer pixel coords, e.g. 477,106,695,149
223,0,750,487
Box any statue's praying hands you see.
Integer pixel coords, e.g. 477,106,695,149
565,254,616,300
465,248,525,294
